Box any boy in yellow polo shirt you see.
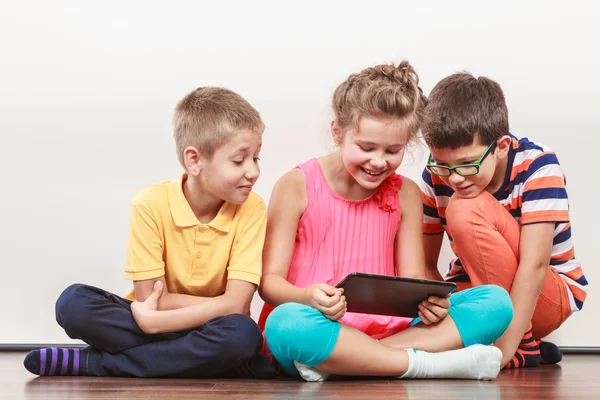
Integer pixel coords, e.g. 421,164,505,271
23,87,276,378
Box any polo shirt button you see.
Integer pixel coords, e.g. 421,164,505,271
196,251,202,259
198,226,206,233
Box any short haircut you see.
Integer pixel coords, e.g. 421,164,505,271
423,72,509,149
173,87,264,165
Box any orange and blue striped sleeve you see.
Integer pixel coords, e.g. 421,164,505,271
420,168,445,235
518,151,569,225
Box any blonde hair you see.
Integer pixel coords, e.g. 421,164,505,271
332,61,427,142
173,87,264,165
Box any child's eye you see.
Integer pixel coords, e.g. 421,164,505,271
254,157,261,163
233,160,244,165
359,146,373,152
386,149,402,155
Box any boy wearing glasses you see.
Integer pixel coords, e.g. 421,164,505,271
419,72,587,369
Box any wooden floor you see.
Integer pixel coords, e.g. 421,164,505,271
1,352,599,399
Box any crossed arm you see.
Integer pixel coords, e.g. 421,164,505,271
126,192,266,334
131,277,256,334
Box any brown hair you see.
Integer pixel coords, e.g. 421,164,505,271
332,61,427,142
423,72,509,149
173,87,264,165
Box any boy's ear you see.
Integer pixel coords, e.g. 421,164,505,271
331,120,343,145
495,135,512,159
183,146,203,176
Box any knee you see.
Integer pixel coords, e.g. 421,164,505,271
264,303,313,348
475,284,514,341
218,314,263,359
451,284,514,346
55,283,91,329
264,303,336,359
446,191,497,234
484,285,514,330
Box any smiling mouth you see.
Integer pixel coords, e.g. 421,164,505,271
361,167,385,177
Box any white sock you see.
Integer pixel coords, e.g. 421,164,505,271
294,344,502,381
400,344,502,380
293,360,331,382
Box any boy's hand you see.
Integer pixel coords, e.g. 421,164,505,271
303,283,347,321
131,281,163,334
418,296,450,325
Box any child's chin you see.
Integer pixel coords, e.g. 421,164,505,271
356,171,386,186
356,179,381,190
455,189,482,199
224,193,250,205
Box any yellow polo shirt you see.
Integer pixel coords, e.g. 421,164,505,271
123,174,266,301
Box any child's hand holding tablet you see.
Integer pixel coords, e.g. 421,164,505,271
336,272,457,319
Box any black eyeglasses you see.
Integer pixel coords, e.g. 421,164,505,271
427,142,497,177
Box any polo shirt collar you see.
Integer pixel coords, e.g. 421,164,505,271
168,174,235,233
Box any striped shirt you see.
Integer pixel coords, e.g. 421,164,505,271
421,134,587,314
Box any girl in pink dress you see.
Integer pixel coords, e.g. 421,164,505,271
258,61,513,381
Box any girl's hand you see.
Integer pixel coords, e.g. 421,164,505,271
131,281,163,334
303,283,347,321
417,296,450,325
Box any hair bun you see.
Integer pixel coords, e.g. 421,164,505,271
331,60,427,140
395,61,419,86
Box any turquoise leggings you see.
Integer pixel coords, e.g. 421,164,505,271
265,284,513,376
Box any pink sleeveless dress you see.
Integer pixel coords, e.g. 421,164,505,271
259,158,412,339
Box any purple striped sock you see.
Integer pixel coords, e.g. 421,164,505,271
26,347,82,376
39,349,46,375
73,349,80,375
61,349,69,375
48,348,58,375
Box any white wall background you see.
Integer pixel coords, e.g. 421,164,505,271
1,0,597,345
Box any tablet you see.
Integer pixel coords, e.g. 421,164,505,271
335,272,457,318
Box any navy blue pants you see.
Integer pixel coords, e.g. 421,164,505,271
55,283,275,378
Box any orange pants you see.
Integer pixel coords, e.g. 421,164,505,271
445,191,571,340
